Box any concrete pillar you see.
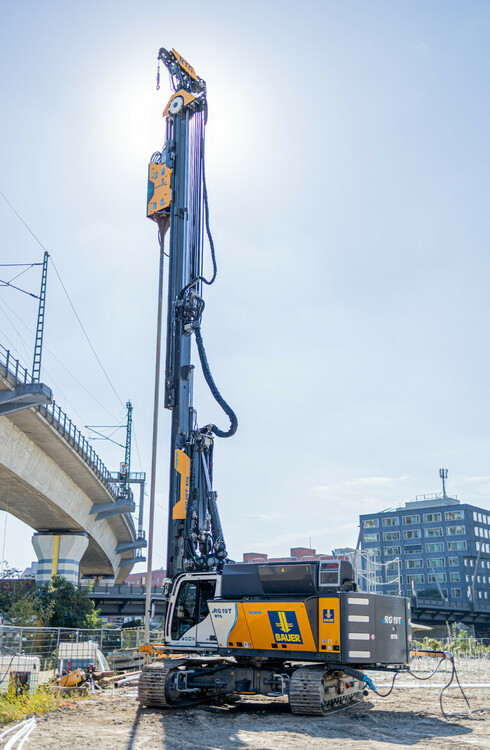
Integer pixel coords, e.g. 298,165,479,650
32,532,88,585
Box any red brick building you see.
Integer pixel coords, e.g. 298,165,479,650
242,547,354,564
124,568,166,586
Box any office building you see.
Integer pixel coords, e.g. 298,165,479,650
360,492,490,603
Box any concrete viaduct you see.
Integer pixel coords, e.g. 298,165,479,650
0,345,146,585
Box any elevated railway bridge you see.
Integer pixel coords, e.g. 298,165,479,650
0,344,146,585
82,587,490,633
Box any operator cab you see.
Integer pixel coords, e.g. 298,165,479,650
165,573,220,649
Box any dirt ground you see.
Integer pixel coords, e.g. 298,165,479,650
27,685,490,750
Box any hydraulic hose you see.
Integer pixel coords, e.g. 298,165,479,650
194,324,237,438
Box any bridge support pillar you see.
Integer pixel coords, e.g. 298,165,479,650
32,532,89,585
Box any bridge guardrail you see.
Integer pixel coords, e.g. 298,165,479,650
412,594,490,613
81,584,165,596
0,345,139,542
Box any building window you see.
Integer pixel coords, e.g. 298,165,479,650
423,512,442,523
447,525,465,536
405,545,422,555
473,512,478,522
403,515,420,525
447,541,467,551
427,558,445,568
364,547,381,558
382,517,399,527
404,529,421,540
450,572,460,582
386,561,399,571
406,559,423,569
424,527,443,538
363,519,378,528
445,510,464,521
364,533,380,543
426,542,444,553
383,531,400,541
448,557,459,566
427,572,446,583
451,588,462,598
384,546,401,556
406,574,424,584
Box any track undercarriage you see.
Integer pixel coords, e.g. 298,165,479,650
138,658,363,715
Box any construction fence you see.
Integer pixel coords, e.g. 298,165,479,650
0,625,163,672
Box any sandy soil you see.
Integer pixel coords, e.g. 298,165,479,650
27,685,490,750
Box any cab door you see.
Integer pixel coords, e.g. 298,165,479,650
168,578,198,647
166,576,217,649
195,578,218,647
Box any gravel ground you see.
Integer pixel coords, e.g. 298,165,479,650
25,684,490,750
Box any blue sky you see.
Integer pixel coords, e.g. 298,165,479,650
0,1,489,573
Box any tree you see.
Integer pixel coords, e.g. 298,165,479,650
2,575,102,629
7,594,53,627
0,565,35,615
36,576,100,628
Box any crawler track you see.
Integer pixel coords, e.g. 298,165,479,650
138,657,228,709
138,659,190,708
289,667,362,715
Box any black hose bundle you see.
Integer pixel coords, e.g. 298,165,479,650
194,324,237,438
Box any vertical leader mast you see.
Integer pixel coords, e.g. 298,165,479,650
147,49,237,580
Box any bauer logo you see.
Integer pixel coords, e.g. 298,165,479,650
323,609,335,624
268,611,303,644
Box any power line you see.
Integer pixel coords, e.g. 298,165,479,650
0,279,38,298
0,187,125,412
0,322,87,425
50,257,125,411
0,297,120,422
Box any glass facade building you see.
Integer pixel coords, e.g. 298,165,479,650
359,495,490,604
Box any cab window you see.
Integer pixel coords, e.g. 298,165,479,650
171,579,216,640
171,581,197,640
198,579,216,621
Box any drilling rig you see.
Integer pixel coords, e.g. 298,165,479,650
138,48,411,714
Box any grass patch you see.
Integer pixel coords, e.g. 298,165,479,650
0,684,85,724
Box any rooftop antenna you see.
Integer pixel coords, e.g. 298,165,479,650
439,468,448,498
